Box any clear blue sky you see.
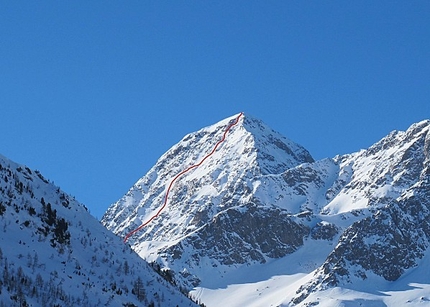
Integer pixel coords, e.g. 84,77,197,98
1,1,429,218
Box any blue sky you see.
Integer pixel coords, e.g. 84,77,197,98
1,1,429,218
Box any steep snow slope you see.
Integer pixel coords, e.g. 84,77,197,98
103,112,313,238
102,112,315,289
0,154,198,307
103,114,430,307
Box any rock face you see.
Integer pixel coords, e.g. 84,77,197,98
169,205,310,265
102,114,430,305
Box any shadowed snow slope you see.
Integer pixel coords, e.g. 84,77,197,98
0,154,198,307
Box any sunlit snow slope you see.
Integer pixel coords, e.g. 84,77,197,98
103,114,430,307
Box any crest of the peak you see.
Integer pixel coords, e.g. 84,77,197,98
184,112,315,175
407,119,430,134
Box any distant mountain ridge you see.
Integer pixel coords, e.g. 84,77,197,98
101,114,430,307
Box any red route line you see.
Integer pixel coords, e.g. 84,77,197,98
123,112,244,243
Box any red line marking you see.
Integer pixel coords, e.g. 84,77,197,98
123,112,244,243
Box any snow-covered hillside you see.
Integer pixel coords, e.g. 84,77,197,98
0,154,199,307
102,113,430,307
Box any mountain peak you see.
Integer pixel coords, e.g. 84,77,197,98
404,118,430,140
178,112,314,175
102,112,313,241
408,118,430,130
240,113,315,172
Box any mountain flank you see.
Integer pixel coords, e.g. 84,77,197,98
0,154,199,307
103,114,430,306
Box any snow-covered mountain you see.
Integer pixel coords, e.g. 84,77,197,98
0,154,199,307
102,113,430,306
102,113,314,282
